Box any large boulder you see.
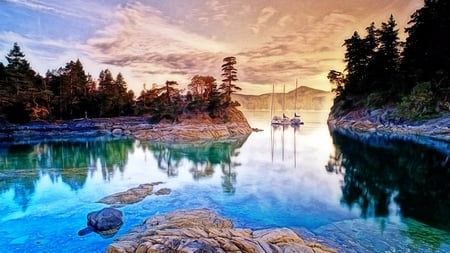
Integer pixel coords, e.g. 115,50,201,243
107,209,336,253
78,207,124,238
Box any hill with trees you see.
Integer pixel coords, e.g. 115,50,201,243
0,46,243,125
232,86,332,111
328,0,449,122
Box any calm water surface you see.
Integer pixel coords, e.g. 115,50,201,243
0,111,449,252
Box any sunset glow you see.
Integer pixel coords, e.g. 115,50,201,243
0,0,424,94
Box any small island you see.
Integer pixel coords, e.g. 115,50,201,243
0,53,252,142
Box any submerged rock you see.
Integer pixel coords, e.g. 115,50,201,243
78,207,123,239
107,209,337,253
97,182,167,206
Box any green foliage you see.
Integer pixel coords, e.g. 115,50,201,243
402,0,450,90
365,92,389,108
0,42,238,124
395,82,438,120
220,56,241,103
329,2,450,121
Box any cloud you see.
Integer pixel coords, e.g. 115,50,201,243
240,59,322,84
3,0,101,20
278,15,293,27
0,0,424,94
249,6,277,34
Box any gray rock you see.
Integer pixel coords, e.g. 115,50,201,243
78,207,123,238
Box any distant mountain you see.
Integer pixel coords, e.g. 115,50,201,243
232,86,333,111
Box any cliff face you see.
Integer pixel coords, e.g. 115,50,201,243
232,86,333,111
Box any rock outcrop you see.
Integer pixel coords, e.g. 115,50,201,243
328,108,450,146
107,209,336,253
0,107,252,143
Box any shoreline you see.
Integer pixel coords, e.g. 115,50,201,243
0,115,253,144
327,109,450,154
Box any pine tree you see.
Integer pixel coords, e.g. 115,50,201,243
343,32,369,95
115,73,134,115
97,69,116,117
402,0,450,94
4,42,36,101
374,15,401,92
220,56,240,104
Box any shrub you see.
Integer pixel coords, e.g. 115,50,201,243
394,82,437,120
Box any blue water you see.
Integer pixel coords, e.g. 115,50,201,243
0,111,449,252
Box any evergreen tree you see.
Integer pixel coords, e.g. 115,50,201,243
4,42,36,100
343,32,369,95
402,0,450,94
373,15,401,92
46,60,91,119
2,42,44,122
220,56,240,104
115,73,134,115
0,62,9,108
97,69,116,117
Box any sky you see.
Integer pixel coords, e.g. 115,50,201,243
0,0,424,95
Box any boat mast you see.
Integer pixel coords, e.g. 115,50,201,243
270,83,274,120
283,84,286,115
295,79,298,112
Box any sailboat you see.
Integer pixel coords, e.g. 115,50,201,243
271,84,291,125
290,79,304,126
271,82,304,126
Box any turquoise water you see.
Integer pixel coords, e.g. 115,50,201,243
0,111,449,252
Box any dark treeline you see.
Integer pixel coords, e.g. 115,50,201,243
0,44,240,124
328,0,450,120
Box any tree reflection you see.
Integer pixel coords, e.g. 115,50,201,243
0,136,249,211
0,138,134,209
139,136,248,193
328,130,450,232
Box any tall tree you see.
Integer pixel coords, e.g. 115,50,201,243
163,80,179,104
2,42,45,122
373,15,401,92
4,42,36,100
402,0,450,94
115,73,134,115
220,56,240,103
343,32,369,95
97,69,116,117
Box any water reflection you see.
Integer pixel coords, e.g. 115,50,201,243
328,130,450,232
138,137,248,194
0,136,249,211
270,124,301,166
0,138,135,211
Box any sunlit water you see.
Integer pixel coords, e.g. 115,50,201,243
0,111,449,252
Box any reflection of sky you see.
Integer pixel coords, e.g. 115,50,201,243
0,112,449,252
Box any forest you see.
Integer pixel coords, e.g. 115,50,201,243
0,45,240,124
328,0,450,121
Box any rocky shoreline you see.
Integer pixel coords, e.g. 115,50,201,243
327,108,450,153
84,182,337,252
107,208,336,253
0,108,253,143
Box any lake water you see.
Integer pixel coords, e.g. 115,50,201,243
0,111,449,252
